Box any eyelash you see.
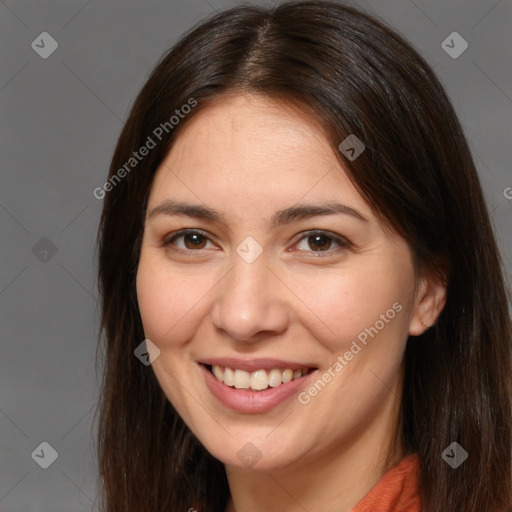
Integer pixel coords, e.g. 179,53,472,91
161,229,351,256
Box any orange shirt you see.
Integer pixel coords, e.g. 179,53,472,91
351,453,421,512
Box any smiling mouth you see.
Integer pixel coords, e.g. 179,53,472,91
203,364,317,392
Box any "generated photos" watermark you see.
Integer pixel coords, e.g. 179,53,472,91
93,97,197,200
298,301,403,404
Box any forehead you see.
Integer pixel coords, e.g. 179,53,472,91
169,94,332,166
147,93,369,218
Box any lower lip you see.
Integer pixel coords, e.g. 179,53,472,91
200,364,316,414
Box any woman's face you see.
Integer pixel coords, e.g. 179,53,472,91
136,94,429,470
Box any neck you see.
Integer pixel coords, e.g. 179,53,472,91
224,370,405,512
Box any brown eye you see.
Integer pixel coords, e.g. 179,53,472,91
163,230,214,251
294,230,350,255
307,234,332,251
182,232,207,250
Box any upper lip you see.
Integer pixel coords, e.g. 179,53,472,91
198,357,317,372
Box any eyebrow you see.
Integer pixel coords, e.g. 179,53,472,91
147,199,368,227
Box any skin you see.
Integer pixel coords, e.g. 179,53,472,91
136,93,446,512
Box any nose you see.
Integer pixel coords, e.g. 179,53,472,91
211,255,289,343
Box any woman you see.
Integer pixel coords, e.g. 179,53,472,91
95,1,512,511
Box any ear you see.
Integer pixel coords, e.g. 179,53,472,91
408,270,447,336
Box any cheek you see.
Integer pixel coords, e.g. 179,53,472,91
135,255,212,346
293,263,413,352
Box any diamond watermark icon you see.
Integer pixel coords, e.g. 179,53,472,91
32,236,58,263
31,32,59,59
31,441,58,469
236,442,262,468
134,339,161,366
236,236,263,264
441,442,468,468
338,134,365,161
441,32,468,59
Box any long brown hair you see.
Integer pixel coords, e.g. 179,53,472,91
95,2,512,511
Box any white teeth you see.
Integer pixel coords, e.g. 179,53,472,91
224,366,235,386
213,365,223,381
268,368,282,387
210,365,310,391
234,369,251,389
250,370,268,390
282,369,293,383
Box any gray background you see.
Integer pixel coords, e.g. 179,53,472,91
1,1,511,510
